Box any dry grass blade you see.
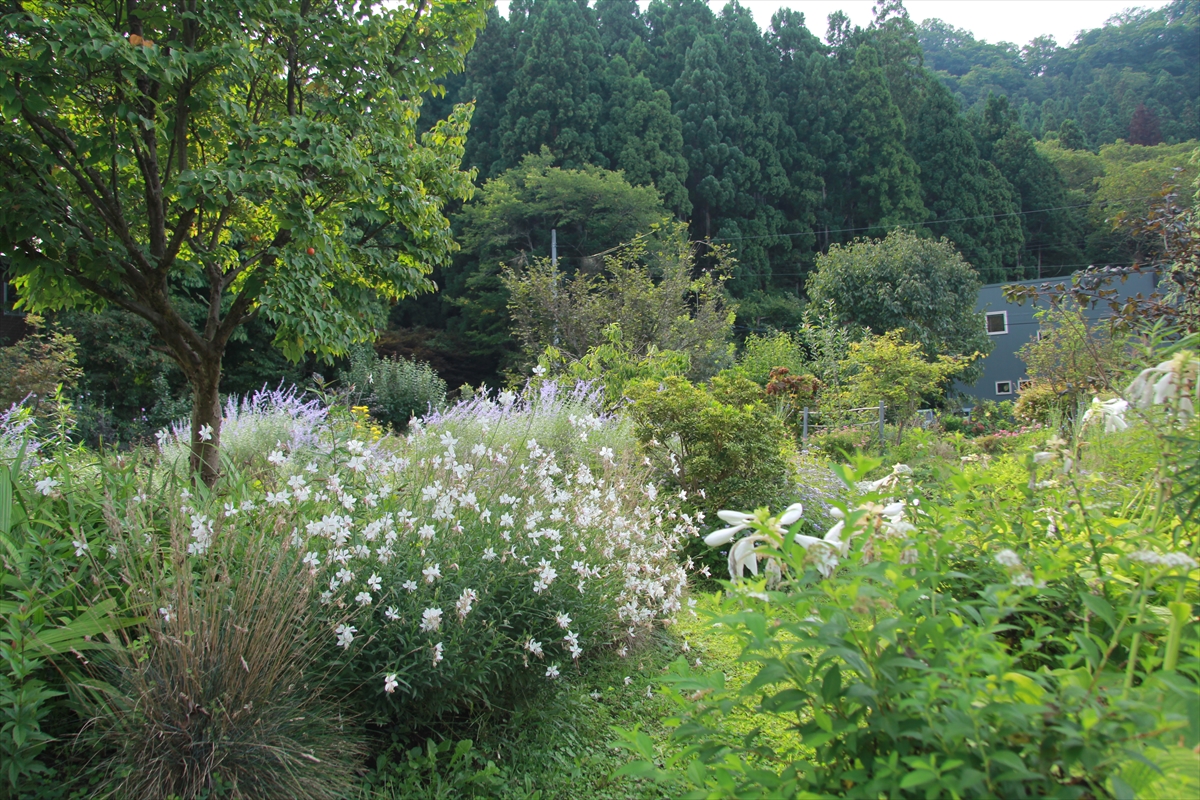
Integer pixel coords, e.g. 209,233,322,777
79,509,365,799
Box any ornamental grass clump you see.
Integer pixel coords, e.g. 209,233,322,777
81,498,365,799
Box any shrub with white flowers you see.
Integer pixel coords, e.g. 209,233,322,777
167,380,690,726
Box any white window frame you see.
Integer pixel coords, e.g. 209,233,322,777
995,380,1014,396
985,310,1008,335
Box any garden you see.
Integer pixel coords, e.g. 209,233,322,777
2,1,1199,798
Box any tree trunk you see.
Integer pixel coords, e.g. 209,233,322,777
189,359,223,486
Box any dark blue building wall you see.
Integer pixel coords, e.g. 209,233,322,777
954,271,1159,401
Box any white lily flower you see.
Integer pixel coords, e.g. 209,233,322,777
716,509,755,526
778,503,804,527
704,525,744,547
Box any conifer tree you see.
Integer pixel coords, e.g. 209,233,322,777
499,0,606,169
595,0,647,58
911,80,1023,281
843,44,926,235
460,7,519,177
598,58,691,215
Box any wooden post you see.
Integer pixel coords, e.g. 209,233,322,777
878,402,886,444
802,407,809,444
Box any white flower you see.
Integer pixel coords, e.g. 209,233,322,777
432,641,444,666
1127,352,1198,420
623,676,632,685
267,449,286,466
1081,396,1130,434
556,612,572,629
335,623,357,649
72,538,89,557
1033,451,1056,464
384,673,399,693
159,605,173,623
533,559,558,593
525,638,544,657
367,573,382,592
599,447,614,463
546,664,560,679
421,607,444,632
994,549,1023,569
402,580,418,592
265,490,291,506
385,606,400,621
302,551,320,570
423,563,441,583
198,424,214,442
482,547,497,561
418,524,436,542
456,588,477,620
646,685,653,698
704,509,755,547
778,503,804,527
355,591,372,606
35,477,59,496
532,365,547,376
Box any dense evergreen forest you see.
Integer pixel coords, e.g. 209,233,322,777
17,0,1196,416
384,0,1198,386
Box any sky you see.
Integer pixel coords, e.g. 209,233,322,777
495,0,1174,48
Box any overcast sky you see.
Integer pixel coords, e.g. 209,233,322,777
744,0,1172,47
495,0,1173,48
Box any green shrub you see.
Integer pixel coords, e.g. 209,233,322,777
616,453,1200,798
806,426,879,460
0,316,82,417
727,331,808,386
626,375,796,573
346,345,448,431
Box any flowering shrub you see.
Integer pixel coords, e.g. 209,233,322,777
616,450,1199,798
165,381,690,727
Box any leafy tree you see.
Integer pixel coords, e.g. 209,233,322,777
1128,102,1165,146
1016,306,1132,416
0,0,487,483
840,328,969,436
502,227,734,380
910,79,1023,281
807,229,991,383
499,0,606,169
0,315,82,414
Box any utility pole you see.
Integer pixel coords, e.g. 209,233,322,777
551,228,557,267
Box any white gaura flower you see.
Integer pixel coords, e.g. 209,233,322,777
267,449,286,466
546,664,560,679
402,579,418,592
367,573,383,592
36,477,59,496
335,623,357,649
482,547,497,561
72,538,89,557
385,606,400,621
421,607,444,632
1081,396,1130,433
355,591,372,606
384,673,399,693
198,424,214,442
423,563,442,583
525,638,544,657
556,612,572,629
432,642,444,666
456,588,477,619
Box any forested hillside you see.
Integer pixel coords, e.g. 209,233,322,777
386,0,1197,385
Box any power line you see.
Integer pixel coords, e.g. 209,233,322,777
703,194,1158,245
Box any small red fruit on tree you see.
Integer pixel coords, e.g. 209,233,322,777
306,247,316,255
